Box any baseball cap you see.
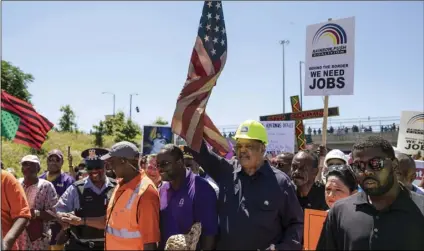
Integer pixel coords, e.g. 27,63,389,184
47,149,64,159
20,155,41,165
101,141,140,160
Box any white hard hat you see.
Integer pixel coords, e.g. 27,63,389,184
20,155,41,165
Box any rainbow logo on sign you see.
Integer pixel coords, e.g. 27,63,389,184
313,23,347,45
407,113,424,125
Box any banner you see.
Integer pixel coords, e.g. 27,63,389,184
304,209,328,250
142,125,174,155
304,17,355,96
397,111,424,155
260,121,295,157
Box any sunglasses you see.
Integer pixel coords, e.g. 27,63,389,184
85,166,103,171
47,157,61,162
324,164,355,175
351,157,388,173
157,161,172,168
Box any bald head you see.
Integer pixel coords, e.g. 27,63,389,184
395,152,416,188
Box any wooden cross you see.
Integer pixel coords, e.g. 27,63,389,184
259,95,340,150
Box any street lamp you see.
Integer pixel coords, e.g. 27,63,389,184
129,93,139,120
279,40,289,114
102,92,115,116
299,61,304,108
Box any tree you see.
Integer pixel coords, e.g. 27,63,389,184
58,105,77,132
93,121,105,147
103,112,126,135
114,118,141,146
1,60,34,103
153,117,169,125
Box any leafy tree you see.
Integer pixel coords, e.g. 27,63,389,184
153,117,169,125
114,118,141,146
103,112,126,135
1,60,34,103
93,121,105,147
58,105,77,132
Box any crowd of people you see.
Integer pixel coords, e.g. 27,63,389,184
2,119,424,251
222,122,400,140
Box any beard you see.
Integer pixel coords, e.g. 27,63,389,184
362,170,395,196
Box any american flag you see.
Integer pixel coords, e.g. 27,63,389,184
171,1,229,155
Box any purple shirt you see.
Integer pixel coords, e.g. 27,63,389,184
39,172,74,245
158,170,218,249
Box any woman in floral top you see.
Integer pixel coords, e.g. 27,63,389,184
17,155,58,250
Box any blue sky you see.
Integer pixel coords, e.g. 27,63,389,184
2,1,423,132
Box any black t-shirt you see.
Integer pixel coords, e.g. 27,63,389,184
317,187,424,250
297,182,328,211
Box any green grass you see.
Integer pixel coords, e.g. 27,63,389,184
1,131,141,177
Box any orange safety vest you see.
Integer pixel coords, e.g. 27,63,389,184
105,175,156,250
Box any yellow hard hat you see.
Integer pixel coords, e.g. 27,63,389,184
234,120,268,145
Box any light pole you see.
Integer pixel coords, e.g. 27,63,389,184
299,61,304,108
129,93,138,120
102,92,115,116
279,40,289,113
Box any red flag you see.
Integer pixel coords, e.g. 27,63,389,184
171,1,229,155
1,90,53,149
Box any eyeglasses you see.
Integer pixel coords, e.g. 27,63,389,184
323,164,353,177
351,157,389,173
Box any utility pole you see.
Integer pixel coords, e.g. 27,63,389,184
129,93,138,120
102,92,115,116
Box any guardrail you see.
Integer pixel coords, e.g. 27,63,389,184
218,116,401,137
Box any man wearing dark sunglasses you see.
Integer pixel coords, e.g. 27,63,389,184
55,148,117,250
157,144,218,250
317,136,424,250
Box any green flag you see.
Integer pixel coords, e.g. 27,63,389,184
1,109,21,140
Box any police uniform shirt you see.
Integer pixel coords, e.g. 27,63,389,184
54,148,114,213
316,187,424,250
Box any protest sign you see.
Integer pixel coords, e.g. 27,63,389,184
260,121,295,156
304,209,328,250
142,125,174,155
414,160,424,186
304,17,355,96
397,111,424,155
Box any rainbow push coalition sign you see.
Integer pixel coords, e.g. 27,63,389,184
397,111,424,155
304,17,355,96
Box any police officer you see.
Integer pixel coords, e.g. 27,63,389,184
55,148,116,250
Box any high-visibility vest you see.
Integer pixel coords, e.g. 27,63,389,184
105,175,156,250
